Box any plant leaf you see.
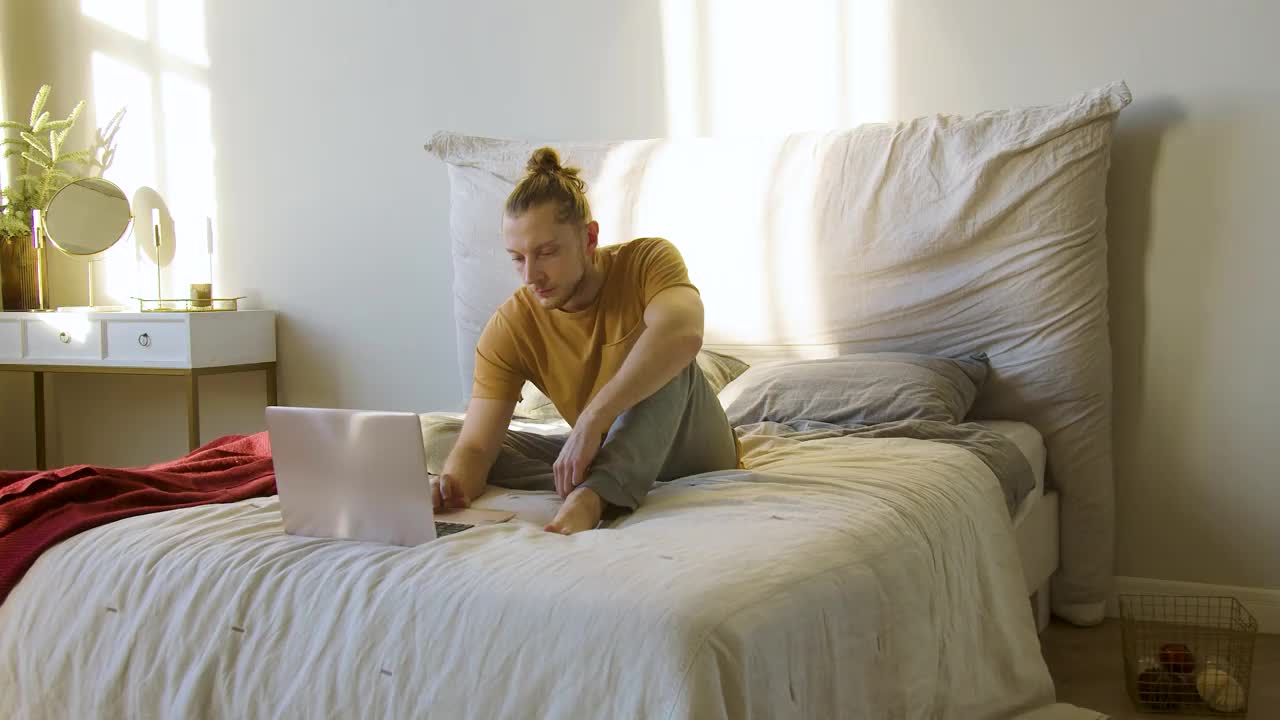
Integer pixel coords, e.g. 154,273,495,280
20,133,51,158
29,85,50,126
1,120,31,131
49,131,60,163
22,153,50,170
0,214,35,239
59,150,93,164
32,111,51,133
67,100,85,123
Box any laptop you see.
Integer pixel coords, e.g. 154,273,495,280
266,406,513,546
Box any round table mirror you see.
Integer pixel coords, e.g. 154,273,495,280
43,177,133,256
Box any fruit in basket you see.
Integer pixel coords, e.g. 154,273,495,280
1196,668,1246,713
1159,642,1195,673
1136,669,1180,710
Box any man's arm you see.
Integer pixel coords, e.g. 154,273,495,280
579,285,705,436
434,396,516,508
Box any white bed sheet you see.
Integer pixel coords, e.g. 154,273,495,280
0,423,1060,719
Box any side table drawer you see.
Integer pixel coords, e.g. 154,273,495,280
0,320,20,360
27,319,102,360
106,320,189,363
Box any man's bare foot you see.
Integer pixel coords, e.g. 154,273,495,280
544,486,605,535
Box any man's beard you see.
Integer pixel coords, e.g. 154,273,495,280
543,254,590,310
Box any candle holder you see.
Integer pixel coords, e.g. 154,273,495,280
190,283,212,308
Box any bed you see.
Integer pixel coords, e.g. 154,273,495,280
0,82,1129,718
0,416,1064,719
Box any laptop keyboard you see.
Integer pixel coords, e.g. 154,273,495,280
434,521,473,538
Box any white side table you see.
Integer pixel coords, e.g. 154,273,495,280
0,310,277,469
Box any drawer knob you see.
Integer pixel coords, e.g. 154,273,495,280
138,332,151,348
58,332,70,344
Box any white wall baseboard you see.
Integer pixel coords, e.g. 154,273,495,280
1108,576,1280,634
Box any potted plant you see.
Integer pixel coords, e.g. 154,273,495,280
1,85,124,310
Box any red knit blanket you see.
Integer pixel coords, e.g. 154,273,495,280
0,433,276,604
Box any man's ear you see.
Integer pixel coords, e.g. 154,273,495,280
585,221,600,254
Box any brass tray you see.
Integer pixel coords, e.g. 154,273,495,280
131,296,246,312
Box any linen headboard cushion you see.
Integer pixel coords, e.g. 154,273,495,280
425,81,1131,624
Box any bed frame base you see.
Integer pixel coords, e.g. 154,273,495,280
1015,490,1060,635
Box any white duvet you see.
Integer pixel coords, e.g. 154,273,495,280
1,426,1063,719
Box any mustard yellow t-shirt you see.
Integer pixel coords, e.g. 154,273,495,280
471,237,697,427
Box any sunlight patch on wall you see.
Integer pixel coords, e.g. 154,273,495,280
89,53,156,203
161,71,216,291
81,0,216,304
158,0,210,67
657,0,699,138
659,0,894,137
81,0,149,41
702,0,840,136
90,51,155,302
843,0,894,125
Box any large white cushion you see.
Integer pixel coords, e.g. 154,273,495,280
426,81,1131,622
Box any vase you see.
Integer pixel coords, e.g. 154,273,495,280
0,234,41,311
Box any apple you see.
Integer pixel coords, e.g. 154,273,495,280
1160,642,1195,674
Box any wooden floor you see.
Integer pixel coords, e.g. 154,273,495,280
1040,619,1279,719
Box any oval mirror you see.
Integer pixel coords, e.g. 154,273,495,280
43,177,133,256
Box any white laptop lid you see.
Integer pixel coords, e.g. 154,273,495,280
266,406,437,546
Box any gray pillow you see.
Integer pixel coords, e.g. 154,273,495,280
718,352,989,428
513,349,751,420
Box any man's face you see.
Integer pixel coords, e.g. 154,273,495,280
503,202,595,310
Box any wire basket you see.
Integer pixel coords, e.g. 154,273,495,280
1120,594,1257,716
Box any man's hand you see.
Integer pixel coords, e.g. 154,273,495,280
433,396,516,512
553,415,606,498
430,473,471,511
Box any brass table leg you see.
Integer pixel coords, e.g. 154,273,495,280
186,371,201,452
34,371,46,470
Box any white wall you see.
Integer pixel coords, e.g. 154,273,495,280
1,0,670,467
2,0,1275,592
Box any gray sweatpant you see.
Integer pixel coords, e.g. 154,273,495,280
423,361,739,509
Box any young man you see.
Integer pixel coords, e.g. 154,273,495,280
425,147,739,534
